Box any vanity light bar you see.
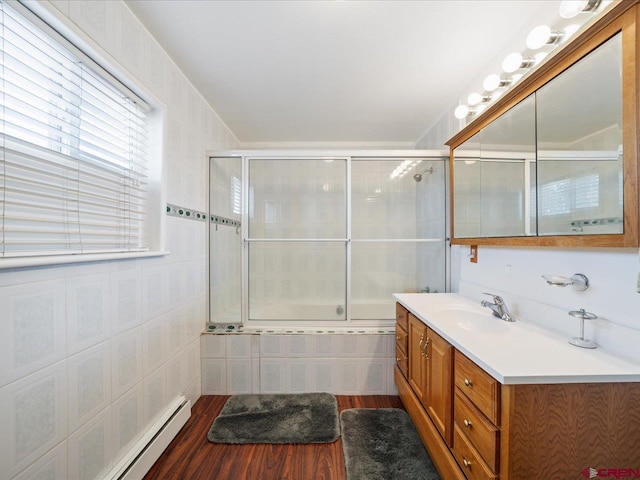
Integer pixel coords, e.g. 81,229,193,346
166,203,207,222
454,0,606,121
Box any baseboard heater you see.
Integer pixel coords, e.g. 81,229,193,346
106,396,192,480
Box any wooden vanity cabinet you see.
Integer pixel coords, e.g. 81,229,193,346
453,351,500,479
395,302,640,480
424,326,454,446
395,304,409,378
408,314,427,399
408,313,454,446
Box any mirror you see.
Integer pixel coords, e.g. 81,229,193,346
454,95,536,238
536,33,622,236
451,30,629,243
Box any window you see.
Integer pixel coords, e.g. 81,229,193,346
539,174,600,217
0,1,149,259
539,179,571,216
574,174,599,209
230,176,242,215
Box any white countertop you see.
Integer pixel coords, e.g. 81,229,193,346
394,293,640,385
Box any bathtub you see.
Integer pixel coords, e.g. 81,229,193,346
249,301,395,321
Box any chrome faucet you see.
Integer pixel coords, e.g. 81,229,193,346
481,293,515,322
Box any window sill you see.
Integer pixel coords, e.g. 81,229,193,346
0,251,170,270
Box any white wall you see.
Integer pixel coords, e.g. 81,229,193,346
0,1,240,479
457,247,640,363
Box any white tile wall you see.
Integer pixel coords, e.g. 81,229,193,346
201,358,227,395
111,385,144,465
167,352,185,402
142,314,169,376
66,273,111,356
200,334,396,395
0,280,66,388
67,342,111,434
0,362,67,480
110,262,142,336
142,365,167,431
111,328,143,401
227,359,253,394
67,407,112,480
1,0,240,476
11,441,67,480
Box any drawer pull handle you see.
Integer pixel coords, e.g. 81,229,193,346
396,335,401,341
464,378,473,387
463,458,471,468
463,419,472,428
397,357,401,362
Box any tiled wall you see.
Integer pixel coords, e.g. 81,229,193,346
201,334,398,395
0,1,240,479
246,158,448,317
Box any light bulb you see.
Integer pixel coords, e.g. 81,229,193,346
483,74,502,92
503,53,524,73
467,92,484,106
559,0,600,18
454,104,470,119
527,25,552,49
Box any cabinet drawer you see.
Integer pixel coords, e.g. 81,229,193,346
453,425,497,480
396,347,408,378
396,303,409,331
395,323,408,355
454,390,499,473
455,351,500,425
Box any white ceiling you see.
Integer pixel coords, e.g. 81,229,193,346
126,0,560,147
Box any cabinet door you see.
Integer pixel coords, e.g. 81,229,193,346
408,314,427,400
425,327,454,447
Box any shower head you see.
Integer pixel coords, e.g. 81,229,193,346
413,166,434,182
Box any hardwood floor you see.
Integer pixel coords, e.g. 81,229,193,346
143,395,405,480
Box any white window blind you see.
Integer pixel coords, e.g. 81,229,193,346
539,178,571,216
0,1,149,258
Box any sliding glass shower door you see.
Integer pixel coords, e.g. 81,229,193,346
209,153,447,326
247,158,348,321
244,155,447,325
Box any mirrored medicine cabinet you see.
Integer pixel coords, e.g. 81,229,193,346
447,2,639,247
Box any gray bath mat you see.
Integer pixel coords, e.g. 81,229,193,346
341,408,441,480
207,392,340,444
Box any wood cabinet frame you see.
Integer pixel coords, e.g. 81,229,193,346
447,1,640,247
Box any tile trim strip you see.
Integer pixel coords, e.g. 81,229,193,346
166,203,207,222
209,214,241,229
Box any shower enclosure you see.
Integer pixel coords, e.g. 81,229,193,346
210,152,448,327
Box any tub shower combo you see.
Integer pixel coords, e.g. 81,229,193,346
209,152,448,329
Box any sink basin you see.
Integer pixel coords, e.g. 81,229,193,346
432,304,510,334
